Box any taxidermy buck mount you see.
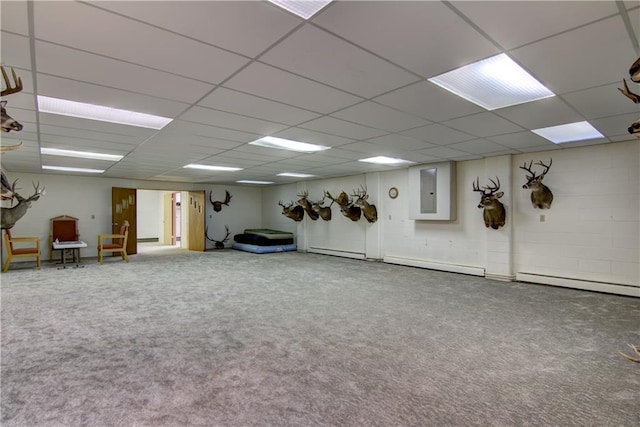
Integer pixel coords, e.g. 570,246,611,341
472,177,506,230
351,185,378,223
209,190,232,212
1,182,45,229
520,159,554,209
618,57,640,136
1,143,22,201
324,190,361,222
279,200,304,222
296,190,319,221
1,65,24,133
620,343,640,364
312,195,332,221
206,225,231,249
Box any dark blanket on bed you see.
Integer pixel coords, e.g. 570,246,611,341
233,233,294,246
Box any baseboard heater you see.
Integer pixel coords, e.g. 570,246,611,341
383,256,485,277
138,237,159,243
516,272,640,297
308,247,365,260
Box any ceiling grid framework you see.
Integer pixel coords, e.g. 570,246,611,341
0,0,638,184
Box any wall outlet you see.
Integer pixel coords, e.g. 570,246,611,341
91,214,95,219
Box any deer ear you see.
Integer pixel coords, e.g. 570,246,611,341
1,101,6,107
496,191,504,199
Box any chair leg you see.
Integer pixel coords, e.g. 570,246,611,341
122,250,129,262
2,256,11,272
36,254,41,269
98,251,103,264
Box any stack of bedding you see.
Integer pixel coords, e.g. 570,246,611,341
232,229,296,253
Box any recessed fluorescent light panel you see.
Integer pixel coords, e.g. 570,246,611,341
42,165,104,174
38,96,173,130
236,180,274,185
41,148,123,161
531,121,604,144
358,156,414,166
183,164,243,172
249,136,330,153
277,172,316,178
268,0,332,19
428,53,555,110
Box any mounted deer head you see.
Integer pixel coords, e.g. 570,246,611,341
278,200,304,222
206,225,231,249
311,194,332,221
1,181,45,229
520,159,554,209
472,177,505,230
618,57,640,136
1,65,24,133
209,190,232,212
324,190,361,222
296,190,319,221
351,185,377,223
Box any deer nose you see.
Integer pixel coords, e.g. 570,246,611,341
522,184,528,189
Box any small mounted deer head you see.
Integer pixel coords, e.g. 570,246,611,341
1,181,45,229
311,194,332,221
324,190,361,222
472,177,505,230
1,65,24,133
209,190,232,212
520,159,554,209
618,57,640,136
296,190,319,221
206,225,231,249
278,200,304,222
351,185,377,223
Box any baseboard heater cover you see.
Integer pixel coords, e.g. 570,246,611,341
383,256,485,277
516,272,640,297
308,247,365,260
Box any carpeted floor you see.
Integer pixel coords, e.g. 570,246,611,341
1,248,639,426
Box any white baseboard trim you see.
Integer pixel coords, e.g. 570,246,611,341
516,273,640,297
485,273,515,282
309,247,366,260
383,256,485,277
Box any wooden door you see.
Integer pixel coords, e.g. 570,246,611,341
163,193,174,245
112,187,137,255
187,190,205,252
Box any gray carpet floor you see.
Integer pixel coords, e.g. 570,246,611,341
1,247,639,426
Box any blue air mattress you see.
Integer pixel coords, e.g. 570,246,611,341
232,242,297,254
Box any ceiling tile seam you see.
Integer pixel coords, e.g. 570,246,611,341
26,0,44,168
192,104,307,129
616,1,640,56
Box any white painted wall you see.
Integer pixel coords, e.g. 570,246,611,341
136,189,164,240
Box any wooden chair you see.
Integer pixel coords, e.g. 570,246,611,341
49,215,80,262
98,221,130,264
3,229,41,272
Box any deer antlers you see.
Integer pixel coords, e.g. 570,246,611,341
1,65,23,97
206,225,231,249
473,176,501,195
209,190,232,212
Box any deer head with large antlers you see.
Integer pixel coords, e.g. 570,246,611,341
351,185,377,223
618,57,640,136
1,181,45,229
209,190,232,212
311,194,332,221
278,200,304,222
1,65,24,133
472,177,505,230
206,225,231,249
520,159,554,209
324,190,361,222
296,190,319,221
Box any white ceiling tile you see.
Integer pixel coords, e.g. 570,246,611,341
180,106,289,136
401,124,475,145
443,112,525,137
331,102,430,132
511,16,636,94
447,139,511,155
495,97,584,130
0,0,29,36
35,41,214,104
412,145,471,160
313,1,500,78
562,82,640,120
165,120,259,143
366,134,436,151
374,81,484,122
452,1,619,50
224,62,362,114
488,131,557,150
299,116,388,140
261,25,419,98
198,88,320,126
1,32,33,71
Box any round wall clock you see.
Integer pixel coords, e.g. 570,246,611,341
388,187,399,199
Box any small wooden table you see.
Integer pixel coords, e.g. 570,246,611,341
52,240,88,269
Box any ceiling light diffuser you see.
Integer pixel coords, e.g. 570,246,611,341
358,156,414,165
41,148,123,161
267,0,332,19
277,172,315,178
249,136,330,153
531,121,604,144
236,180,274,185
428,53,555,110
42,165,104,173
183,164,243,172
38,96,173,130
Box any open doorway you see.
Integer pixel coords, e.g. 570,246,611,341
137,190,182,254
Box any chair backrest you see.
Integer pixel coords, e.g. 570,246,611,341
116,222,130,248
51,215,79,242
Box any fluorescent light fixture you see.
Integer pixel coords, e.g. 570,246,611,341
38,95,173,130
358,156,414,165
428,53,555,110
41,147,123,161
183,164,243,172
42,165,104,174
236,180,274,185
531,121,604,144
249,136,330,153
267,0,332,19
277,172,316,178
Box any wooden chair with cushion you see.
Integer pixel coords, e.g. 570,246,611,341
3,229,41,272
49,215,80,262
98,221,130,264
